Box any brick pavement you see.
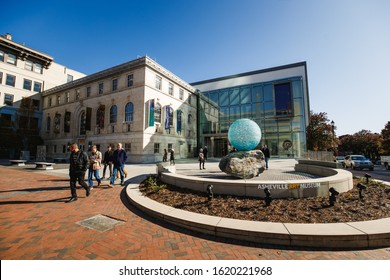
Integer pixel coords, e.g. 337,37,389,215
1,165,390,260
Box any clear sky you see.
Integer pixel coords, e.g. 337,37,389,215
2,0,389,136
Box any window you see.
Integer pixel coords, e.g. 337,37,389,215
25,60,33,71
33,82,42,92
80,111,86,135
6,74,15,87
154,143,160,154
124,143,131,153
169,82,174,95
32,99,40,111
67,74,73,82
0,71,2,84
7,53,16,65
274,83,292,116
112,78,118,91
125,102,134,122
179,88,184,100
98,82,104,94
34,63,42,74
57,95,61,105
154,103,161,123
46,116,51,131
86,86,91,97
96,105,105,128
110,105,117,124
155,75,162,90
127,74,133,87
23,79,32,91
0,51,4,62
4,94,14,106
188,94,192,105
47,97,52,107
66,92,70,102
75,89,80,100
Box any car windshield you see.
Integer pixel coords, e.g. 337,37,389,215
351,156,365,160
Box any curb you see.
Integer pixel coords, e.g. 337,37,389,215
126,175,390,249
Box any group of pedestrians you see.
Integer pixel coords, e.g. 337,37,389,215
163,148,175,165
67,142,128,203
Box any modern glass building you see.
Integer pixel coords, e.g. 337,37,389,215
192,62,310,158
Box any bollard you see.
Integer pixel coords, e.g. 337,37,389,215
364,173,371,184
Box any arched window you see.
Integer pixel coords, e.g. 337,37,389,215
110,105,117,124
125,102,134,122
80,111,86,135
46,116,51,131
96,105,105,128
154,103,161,123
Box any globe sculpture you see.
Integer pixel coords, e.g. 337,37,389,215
228,119,261,151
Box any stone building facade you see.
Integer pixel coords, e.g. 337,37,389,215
41,56,198,163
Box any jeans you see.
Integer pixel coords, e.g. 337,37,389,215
265,157,269,169
88,168,101,187
110,165,124,184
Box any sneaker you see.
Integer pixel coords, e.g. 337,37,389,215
86,187,91,197
66,197,78,203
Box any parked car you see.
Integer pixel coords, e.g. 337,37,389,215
381,156,390,170
344,155,374,170
335,156,345,166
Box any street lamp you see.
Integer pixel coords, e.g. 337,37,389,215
331,120,335,151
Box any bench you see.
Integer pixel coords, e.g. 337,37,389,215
35,162,55,170
9,159,27,166
53,158,68,163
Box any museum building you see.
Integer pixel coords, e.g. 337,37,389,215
193,62,310,158
41,56,309,162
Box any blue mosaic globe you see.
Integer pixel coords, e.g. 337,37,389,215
228,119,261,151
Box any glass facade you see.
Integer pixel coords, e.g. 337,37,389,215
198,76,307,158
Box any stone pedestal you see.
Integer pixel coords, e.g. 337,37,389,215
219,150,266,179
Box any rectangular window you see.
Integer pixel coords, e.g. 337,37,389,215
66,92,70,102
179,88,184,100
75,89,80,100
4,94,14,106
274,83,292,116
98,83,104,94
0,51,4,62
48,97,52,107
34,63,42,74
154,143,160,154
0,71,2,84
7,53,16,65
25,60,33,71
86,86,91,97
125,143,131,153
32,99,40,111
112,78,118,91
67,74,73,82
168,83,174,95
188,94,192,105
155,75,162,90
33,82,42,92
23,79,32,90
127,74,133,87
57,95,61,105
6,74,16,87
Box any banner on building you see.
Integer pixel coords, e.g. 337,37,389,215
176,110,182,133
165,105,170,129
149,99,155,127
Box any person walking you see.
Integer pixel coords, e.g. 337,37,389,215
198,148,205,170
102,145,113,179
108,143,128,187
88,145,102,189
203,146,208,160
67,143,90,203
170,148,175,165
163,148,168,162
262,144,270,170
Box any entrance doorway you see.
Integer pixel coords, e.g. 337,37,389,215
214,138,229,157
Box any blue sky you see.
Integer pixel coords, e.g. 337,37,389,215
2,0,389,136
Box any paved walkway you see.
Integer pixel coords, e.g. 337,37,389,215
1,159,389,260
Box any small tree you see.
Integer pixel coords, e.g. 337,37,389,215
306,111,336,151
381,121,390,155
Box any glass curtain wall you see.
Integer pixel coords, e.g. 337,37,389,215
199,77,306,158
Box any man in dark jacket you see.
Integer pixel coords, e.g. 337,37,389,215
261,144,270,170
109,143,128,187
102,145,114,179
68,143,90,202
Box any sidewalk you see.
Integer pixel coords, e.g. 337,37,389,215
1,160,390,260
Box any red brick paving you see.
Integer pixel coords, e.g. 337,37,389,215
1,166,389,260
